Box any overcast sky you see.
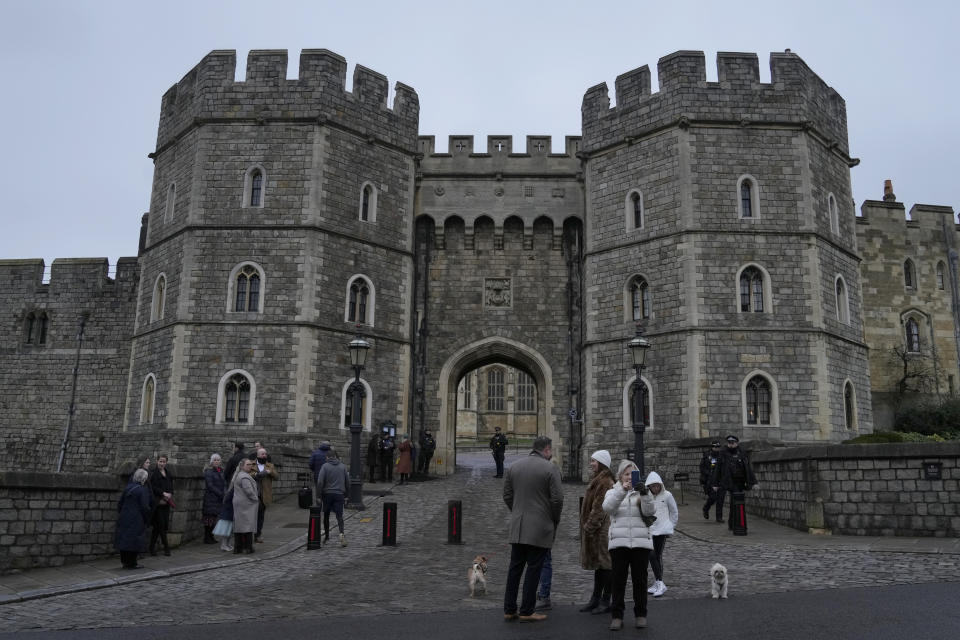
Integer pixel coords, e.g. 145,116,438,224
1,0,956,269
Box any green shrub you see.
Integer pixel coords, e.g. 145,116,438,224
844,431,906,444
894,398,960,435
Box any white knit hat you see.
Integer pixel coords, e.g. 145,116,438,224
590,449,611,469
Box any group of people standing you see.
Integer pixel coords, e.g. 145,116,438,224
114,441,279,568
502,436,754,633
363,429,437,484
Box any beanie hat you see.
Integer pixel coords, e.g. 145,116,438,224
590,449,611,469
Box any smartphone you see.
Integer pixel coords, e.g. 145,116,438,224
631,469,641,488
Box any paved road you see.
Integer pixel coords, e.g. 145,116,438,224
0,451,957,636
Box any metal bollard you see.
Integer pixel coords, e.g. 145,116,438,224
382,501,398,546
307,506,324,550
731,491,748,536
447,500,462,544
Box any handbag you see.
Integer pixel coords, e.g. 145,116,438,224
211,518,233,538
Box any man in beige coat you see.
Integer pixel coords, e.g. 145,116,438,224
502,436,563,623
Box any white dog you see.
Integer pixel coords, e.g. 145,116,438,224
710,563,728,599
468,555,488,597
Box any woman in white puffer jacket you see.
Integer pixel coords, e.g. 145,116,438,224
644,471,679,598
602,459,656,631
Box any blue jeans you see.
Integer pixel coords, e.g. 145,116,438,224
504,544,548,616
538,550,552,598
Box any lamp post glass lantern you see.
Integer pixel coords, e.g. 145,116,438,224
347,334,370,510
628,328,651,477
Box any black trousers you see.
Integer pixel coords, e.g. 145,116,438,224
368,461,377,483
418,452,433,474
649,535,667,582
609,546,650,620
380,457,393,482
256,501,266,537
703,486,725,519
119,550,138,568
493,453,505,477
149,505,170,553
504,543,548,616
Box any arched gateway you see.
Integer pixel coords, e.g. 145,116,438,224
433,338,557,476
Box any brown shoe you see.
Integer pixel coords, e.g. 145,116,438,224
519,613,547,622
503,613,519,621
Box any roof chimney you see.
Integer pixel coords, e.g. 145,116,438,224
883,179,896,202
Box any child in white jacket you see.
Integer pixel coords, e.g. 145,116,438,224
644,471,679,597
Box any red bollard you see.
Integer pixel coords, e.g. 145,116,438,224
731,491,748,536
447,500,462,544
307,506,324,550
382,502,397,546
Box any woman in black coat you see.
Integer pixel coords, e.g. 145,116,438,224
115,468,152,569
148,454,175,556
202,453,225,544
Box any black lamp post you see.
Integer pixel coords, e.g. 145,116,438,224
627,327,651,476
347,334,370,510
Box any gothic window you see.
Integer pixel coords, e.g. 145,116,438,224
739,266,765,313
737,175,759,219
828,193,839,235
487,368,505,411
219,371,254,424
517,371,536,413
340,377,372,431
358,182,378,223
140,375,156,425
745,375,772,425
629,277,651,321
903,259,915,289
835,276,849,324
463,371,472,409
905,317,921,353
151,274,166,322
24,311,48,345
937,261,945,290
625,189,644,231
344,275,376,327
243,165,266,209
164,183,176,221
234,265,261,312
843,381,857,430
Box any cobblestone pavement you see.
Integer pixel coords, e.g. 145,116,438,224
1,452,958,633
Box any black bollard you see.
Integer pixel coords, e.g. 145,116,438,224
447,500,462,544
307,506,324,550
731,491,748,536
382,501,398,546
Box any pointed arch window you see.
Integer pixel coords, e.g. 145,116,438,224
517,371,536,413
905,317,921,353
463,371,473,409
828,193,839,235
739,267,764,312
223,373,251,423
348,279,369,324
243,165,266,209
844,381,857,430
904,259,915,289
937,262,945,290
250,170,263,207
745,375,771,425
151,275,166,322
164,183,176,221
487,368,505,411
628,378,650,426
835,277,849,324
358,182,378,223
737,175,760,219
625,189,644,231
630,277,650,321
235,265,261,312
140,375,156,425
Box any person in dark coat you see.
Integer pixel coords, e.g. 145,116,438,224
202,453,225,544
115,468,152,569
699,441,724,522
490,427,508,478
502,436,564,622
316,448,351,546
418,430,436,475
366,433,380,483
222,442,246,491
309,441,332,484
148,454,175,556
379,432,395,482
710,435,758,531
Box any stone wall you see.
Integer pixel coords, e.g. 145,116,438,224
749,443,959,536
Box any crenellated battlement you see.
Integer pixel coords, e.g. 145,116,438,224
857,199,957,231
417,135,581,175
156,49,420,153
0,257,139,293
581,50,848,155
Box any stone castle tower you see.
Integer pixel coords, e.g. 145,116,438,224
0,48,882,479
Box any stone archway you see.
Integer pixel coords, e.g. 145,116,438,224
433,337,556,475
